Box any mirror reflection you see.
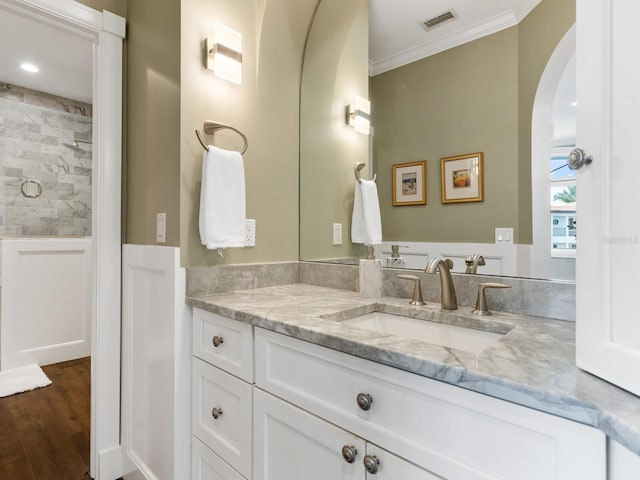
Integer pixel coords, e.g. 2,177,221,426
299,0,576,281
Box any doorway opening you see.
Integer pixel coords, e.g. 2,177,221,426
0,1,124,479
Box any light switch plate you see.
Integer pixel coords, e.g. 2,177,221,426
156,212,166,243
245,219,256,247
495,227,514,244
332,223,343,245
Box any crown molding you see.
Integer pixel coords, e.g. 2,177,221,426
370,0,541,76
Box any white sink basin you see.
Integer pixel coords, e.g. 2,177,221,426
341,311,506,354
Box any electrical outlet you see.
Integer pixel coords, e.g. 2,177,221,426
495,227,514,244
332,223,343,245
156,212,166,243
245,219,256,247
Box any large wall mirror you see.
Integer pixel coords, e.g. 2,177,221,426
300,0,577,281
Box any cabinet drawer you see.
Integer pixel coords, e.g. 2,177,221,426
192,357,252,478
192,436,245,480
193,308,254,382
255,328,605,480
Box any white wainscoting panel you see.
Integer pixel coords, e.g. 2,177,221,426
121,245,191,480
376,241,529,276
0,238,92,370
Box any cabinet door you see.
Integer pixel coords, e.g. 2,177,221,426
253,388,365,480
365,444,444,480
192,436,245,480
575,0,640,395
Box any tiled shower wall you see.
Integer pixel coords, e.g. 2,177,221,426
0,83,92,236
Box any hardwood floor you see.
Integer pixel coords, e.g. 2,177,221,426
0,358,95,480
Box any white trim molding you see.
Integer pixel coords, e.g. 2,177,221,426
370,0,541,76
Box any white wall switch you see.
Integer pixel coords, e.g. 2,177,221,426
156,212,166,243
245,219,256,247
332,223,343,245
495,227,514,244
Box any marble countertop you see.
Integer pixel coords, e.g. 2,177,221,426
187,283,640,456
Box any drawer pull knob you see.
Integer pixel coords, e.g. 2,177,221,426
363,455,380,474
356,393,373,411
211,407,223,419
212,336,224,347
341,445,358,464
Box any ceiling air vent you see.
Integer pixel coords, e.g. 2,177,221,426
422,9,457,30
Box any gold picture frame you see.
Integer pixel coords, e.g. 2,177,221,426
441,152,484,204
392,161,427,206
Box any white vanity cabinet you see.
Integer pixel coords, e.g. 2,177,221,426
191,308,608,480
254,327,606,480
192,309,255,480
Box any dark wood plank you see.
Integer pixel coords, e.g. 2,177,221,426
0,396,37,480
0,357,92,479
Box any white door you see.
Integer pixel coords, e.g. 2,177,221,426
253,388,365,480
575,0,640,395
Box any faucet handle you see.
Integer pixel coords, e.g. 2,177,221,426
472,282,511,316
397,274,426,306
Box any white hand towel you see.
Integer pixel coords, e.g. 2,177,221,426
199,145,246,249
351,179,382,245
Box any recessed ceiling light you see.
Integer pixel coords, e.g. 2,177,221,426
20,63,39,73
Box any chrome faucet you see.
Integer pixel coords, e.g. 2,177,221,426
425,257,457,310
464,254,486,274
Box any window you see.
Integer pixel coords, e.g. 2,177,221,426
550,148,576,253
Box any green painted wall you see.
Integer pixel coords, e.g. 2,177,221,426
121,0,573,263
178,0,318,266
125,0,182,247
517,0,576,243
370,0,575,245
123,0,319,265
372,27,519,244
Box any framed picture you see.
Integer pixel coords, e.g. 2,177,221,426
392,161,427,206
440,152,484,204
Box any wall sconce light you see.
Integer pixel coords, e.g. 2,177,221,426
206,23,242,84
346,96,371,135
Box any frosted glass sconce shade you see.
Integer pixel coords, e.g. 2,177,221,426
206,23,242,84
347,96,371,135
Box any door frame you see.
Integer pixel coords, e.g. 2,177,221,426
0,1,125,478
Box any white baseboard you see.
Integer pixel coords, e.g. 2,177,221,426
123,471,148,480
98,445,124,480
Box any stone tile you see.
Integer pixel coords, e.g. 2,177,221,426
0,82,93,238
298,262,359,292
186,262,300,297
